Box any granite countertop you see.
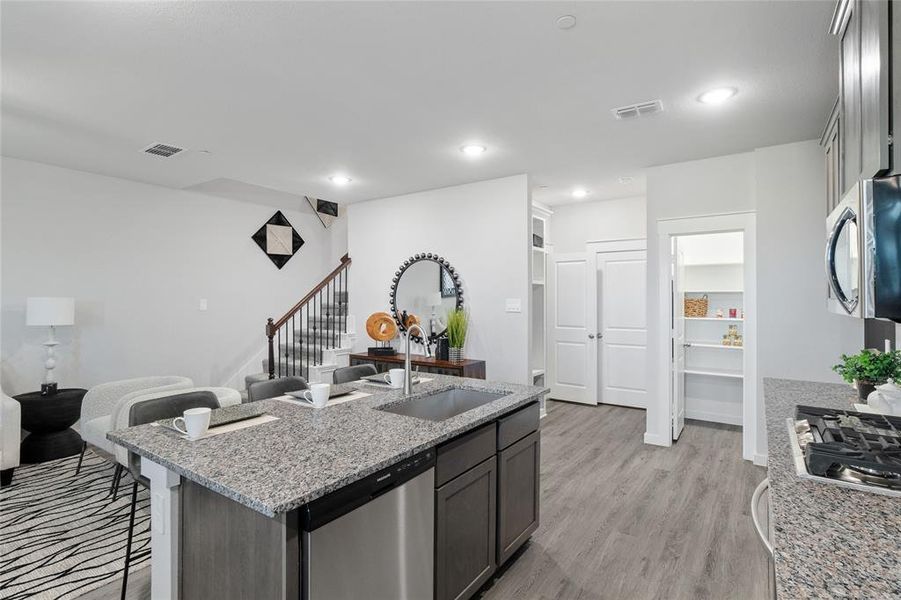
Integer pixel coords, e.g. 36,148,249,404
764,378,901,599
108,375,547,517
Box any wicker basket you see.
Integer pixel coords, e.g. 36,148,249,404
684,295,709,318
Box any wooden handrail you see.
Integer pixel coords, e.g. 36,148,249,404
268,254,351,333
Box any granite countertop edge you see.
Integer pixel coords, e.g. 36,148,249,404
108,375,548,518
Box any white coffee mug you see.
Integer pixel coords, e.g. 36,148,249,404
302,383,330,408
383,368,405,388
173,407,212,440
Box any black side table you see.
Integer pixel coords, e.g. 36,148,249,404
15,388,87,464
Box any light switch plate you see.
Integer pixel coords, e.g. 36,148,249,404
199,299,208,311
505,298,522,313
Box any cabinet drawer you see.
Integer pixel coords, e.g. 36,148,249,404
497,402,539,450
436,424,496,487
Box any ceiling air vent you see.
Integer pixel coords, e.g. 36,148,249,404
612,99,663,120
143,143,185,158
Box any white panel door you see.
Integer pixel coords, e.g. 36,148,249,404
672,243,686,440
549,253,597,405
597,250,647,408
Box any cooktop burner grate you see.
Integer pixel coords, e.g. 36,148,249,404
796,405,901,486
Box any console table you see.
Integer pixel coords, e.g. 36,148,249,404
349,353,486,379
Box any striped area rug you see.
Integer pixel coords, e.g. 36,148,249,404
0,452,150,600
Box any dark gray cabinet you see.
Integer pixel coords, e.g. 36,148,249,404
858,0,891,177
435,456,497,600
434,402,541,600
832,0,893,199
822,97,842,214
840,1,862,193
497,430,540,565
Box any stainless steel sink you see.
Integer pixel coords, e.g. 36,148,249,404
376,389,506,422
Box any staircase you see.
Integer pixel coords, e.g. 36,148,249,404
243,254,354,398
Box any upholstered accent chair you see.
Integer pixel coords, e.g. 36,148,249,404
1,391,21,486
78,376,195,471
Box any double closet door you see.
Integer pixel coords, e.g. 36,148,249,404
548,242,647,408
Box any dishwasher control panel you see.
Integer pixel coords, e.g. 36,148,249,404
302,448,436,530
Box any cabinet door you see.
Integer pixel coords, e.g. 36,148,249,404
841,0,862,192
497,430,540,565
435,457,497,600
824,100,841,214
859,0,890,177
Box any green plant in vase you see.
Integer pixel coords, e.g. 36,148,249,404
832,349,901,401
446,309,469,362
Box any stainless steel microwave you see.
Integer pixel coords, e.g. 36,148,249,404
826,176,901,321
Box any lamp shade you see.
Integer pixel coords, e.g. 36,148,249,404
26,297,75,327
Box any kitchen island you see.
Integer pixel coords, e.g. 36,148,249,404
764,378,900,599
108,374,547,600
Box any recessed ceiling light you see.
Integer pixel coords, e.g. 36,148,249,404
572,188,589,199
618,176,634,185
460,144,487,156
556,15,577,30
698,87,737,105
329,174,352,185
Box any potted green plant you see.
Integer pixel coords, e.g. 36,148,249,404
446,309,468,363
832,349,901,401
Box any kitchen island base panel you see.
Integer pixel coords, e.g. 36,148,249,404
181,479,299,600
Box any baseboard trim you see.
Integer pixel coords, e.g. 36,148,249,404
684,408,743,427
643,432,671,447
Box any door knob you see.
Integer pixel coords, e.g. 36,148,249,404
588,334,595,339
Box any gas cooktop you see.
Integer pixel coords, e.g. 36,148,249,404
788,405,901,497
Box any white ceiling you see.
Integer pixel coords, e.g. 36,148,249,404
1,1,838,208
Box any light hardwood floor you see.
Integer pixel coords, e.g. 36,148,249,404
482,401,769,600
82,400,768,600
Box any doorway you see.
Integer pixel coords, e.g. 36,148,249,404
672,232,745,438
656,213,758,462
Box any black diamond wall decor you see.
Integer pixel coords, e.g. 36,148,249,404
252,211,304,269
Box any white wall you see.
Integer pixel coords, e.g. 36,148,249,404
1,157,344,394
679,231,744,265
347,175,531,384
645,141,864,458
754,140,863,450
550,196,646,253
645,152,756,447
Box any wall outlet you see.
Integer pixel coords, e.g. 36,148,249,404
505,298,522,313
199,299,208,311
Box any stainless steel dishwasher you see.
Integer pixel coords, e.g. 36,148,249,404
301,449,435,600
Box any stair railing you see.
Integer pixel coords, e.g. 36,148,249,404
266,254,351,380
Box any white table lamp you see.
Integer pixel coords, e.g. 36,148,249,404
26,297,75,395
